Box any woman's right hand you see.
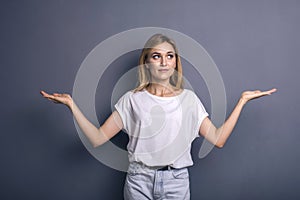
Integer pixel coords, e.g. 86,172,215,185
40,90,73,109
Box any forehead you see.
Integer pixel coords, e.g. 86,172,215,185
149,42,175,53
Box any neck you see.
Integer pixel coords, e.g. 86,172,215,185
147,83,175,96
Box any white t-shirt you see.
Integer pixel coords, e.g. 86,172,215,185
115,89,208,169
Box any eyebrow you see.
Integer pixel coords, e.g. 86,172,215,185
151,51,175,54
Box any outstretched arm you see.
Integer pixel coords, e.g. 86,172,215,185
40,91,123,147
199,88,277,148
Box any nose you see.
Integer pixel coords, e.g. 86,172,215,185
161,56,167,66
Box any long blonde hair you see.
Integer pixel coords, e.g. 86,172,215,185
134,34,184,92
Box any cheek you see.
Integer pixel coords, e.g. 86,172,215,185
170,60,176,69
149,61,161,69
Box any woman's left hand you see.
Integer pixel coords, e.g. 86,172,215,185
241,88,277,104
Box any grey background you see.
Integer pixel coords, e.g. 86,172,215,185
0,0,299,199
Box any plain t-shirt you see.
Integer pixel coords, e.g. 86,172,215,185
115,89,208,169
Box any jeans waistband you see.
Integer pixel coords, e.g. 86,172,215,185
157,165,176,171
129,162,177,172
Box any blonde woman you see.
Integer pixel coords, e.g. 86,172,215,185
41,34,276,200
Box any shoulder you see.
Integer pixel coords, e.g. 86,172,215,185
182,89,194,94
180,89,206,105
118,90,146,101
181,89,198,98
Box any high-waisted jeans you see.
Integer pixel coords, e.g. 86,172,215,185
124,162,190,200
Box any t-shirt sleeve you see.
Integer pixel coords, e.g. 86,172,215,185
193,93,209,137
114,91,132,133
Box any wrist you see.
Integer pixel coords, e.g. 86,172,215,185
67,99,74,111
239,97,248,106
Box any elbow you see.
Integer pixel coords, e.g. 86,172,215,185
214,136,228,148
215,141,225,149
92,143,100,148
92,140,103,148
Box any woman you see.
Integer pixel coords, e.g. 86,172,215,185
41,34,276,200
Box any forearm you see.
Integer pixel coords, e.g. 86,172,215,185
200,88,276,148
69,101,108,147
41,90,123,147
215,98,246,147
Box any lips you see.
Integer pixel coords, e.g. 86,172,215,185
158,69,169,72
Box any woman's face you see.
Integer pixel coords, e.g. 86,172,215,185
146,42,176,84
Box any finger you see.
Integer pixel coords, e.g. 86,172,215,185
258,92,270,96
48,95,65,103
267,88,277,94
47,97,56,102
41,91,58,99
257,88,277,96
41,92,53,98
247,91,268,99
260,88,277,96
40,90,49,97
257,90,275,97
53,93,61,97
51,99,61,104
46,95,57,101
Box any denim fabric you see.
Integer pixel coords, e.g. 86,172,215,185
124,162,190,200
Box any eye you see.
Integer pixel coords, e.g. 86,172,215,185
167,54,174,59
152,54,160,59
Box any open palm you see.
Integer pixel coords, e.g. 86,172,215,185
241,88,277,103
40,91,73,108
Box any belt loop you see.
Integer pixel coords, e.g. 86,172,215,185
168,166,171,170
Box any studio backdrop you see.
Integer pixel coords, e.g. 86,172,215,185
1,1,299,200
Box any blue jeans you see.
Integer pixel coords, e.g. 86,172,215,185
124,162,190,200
